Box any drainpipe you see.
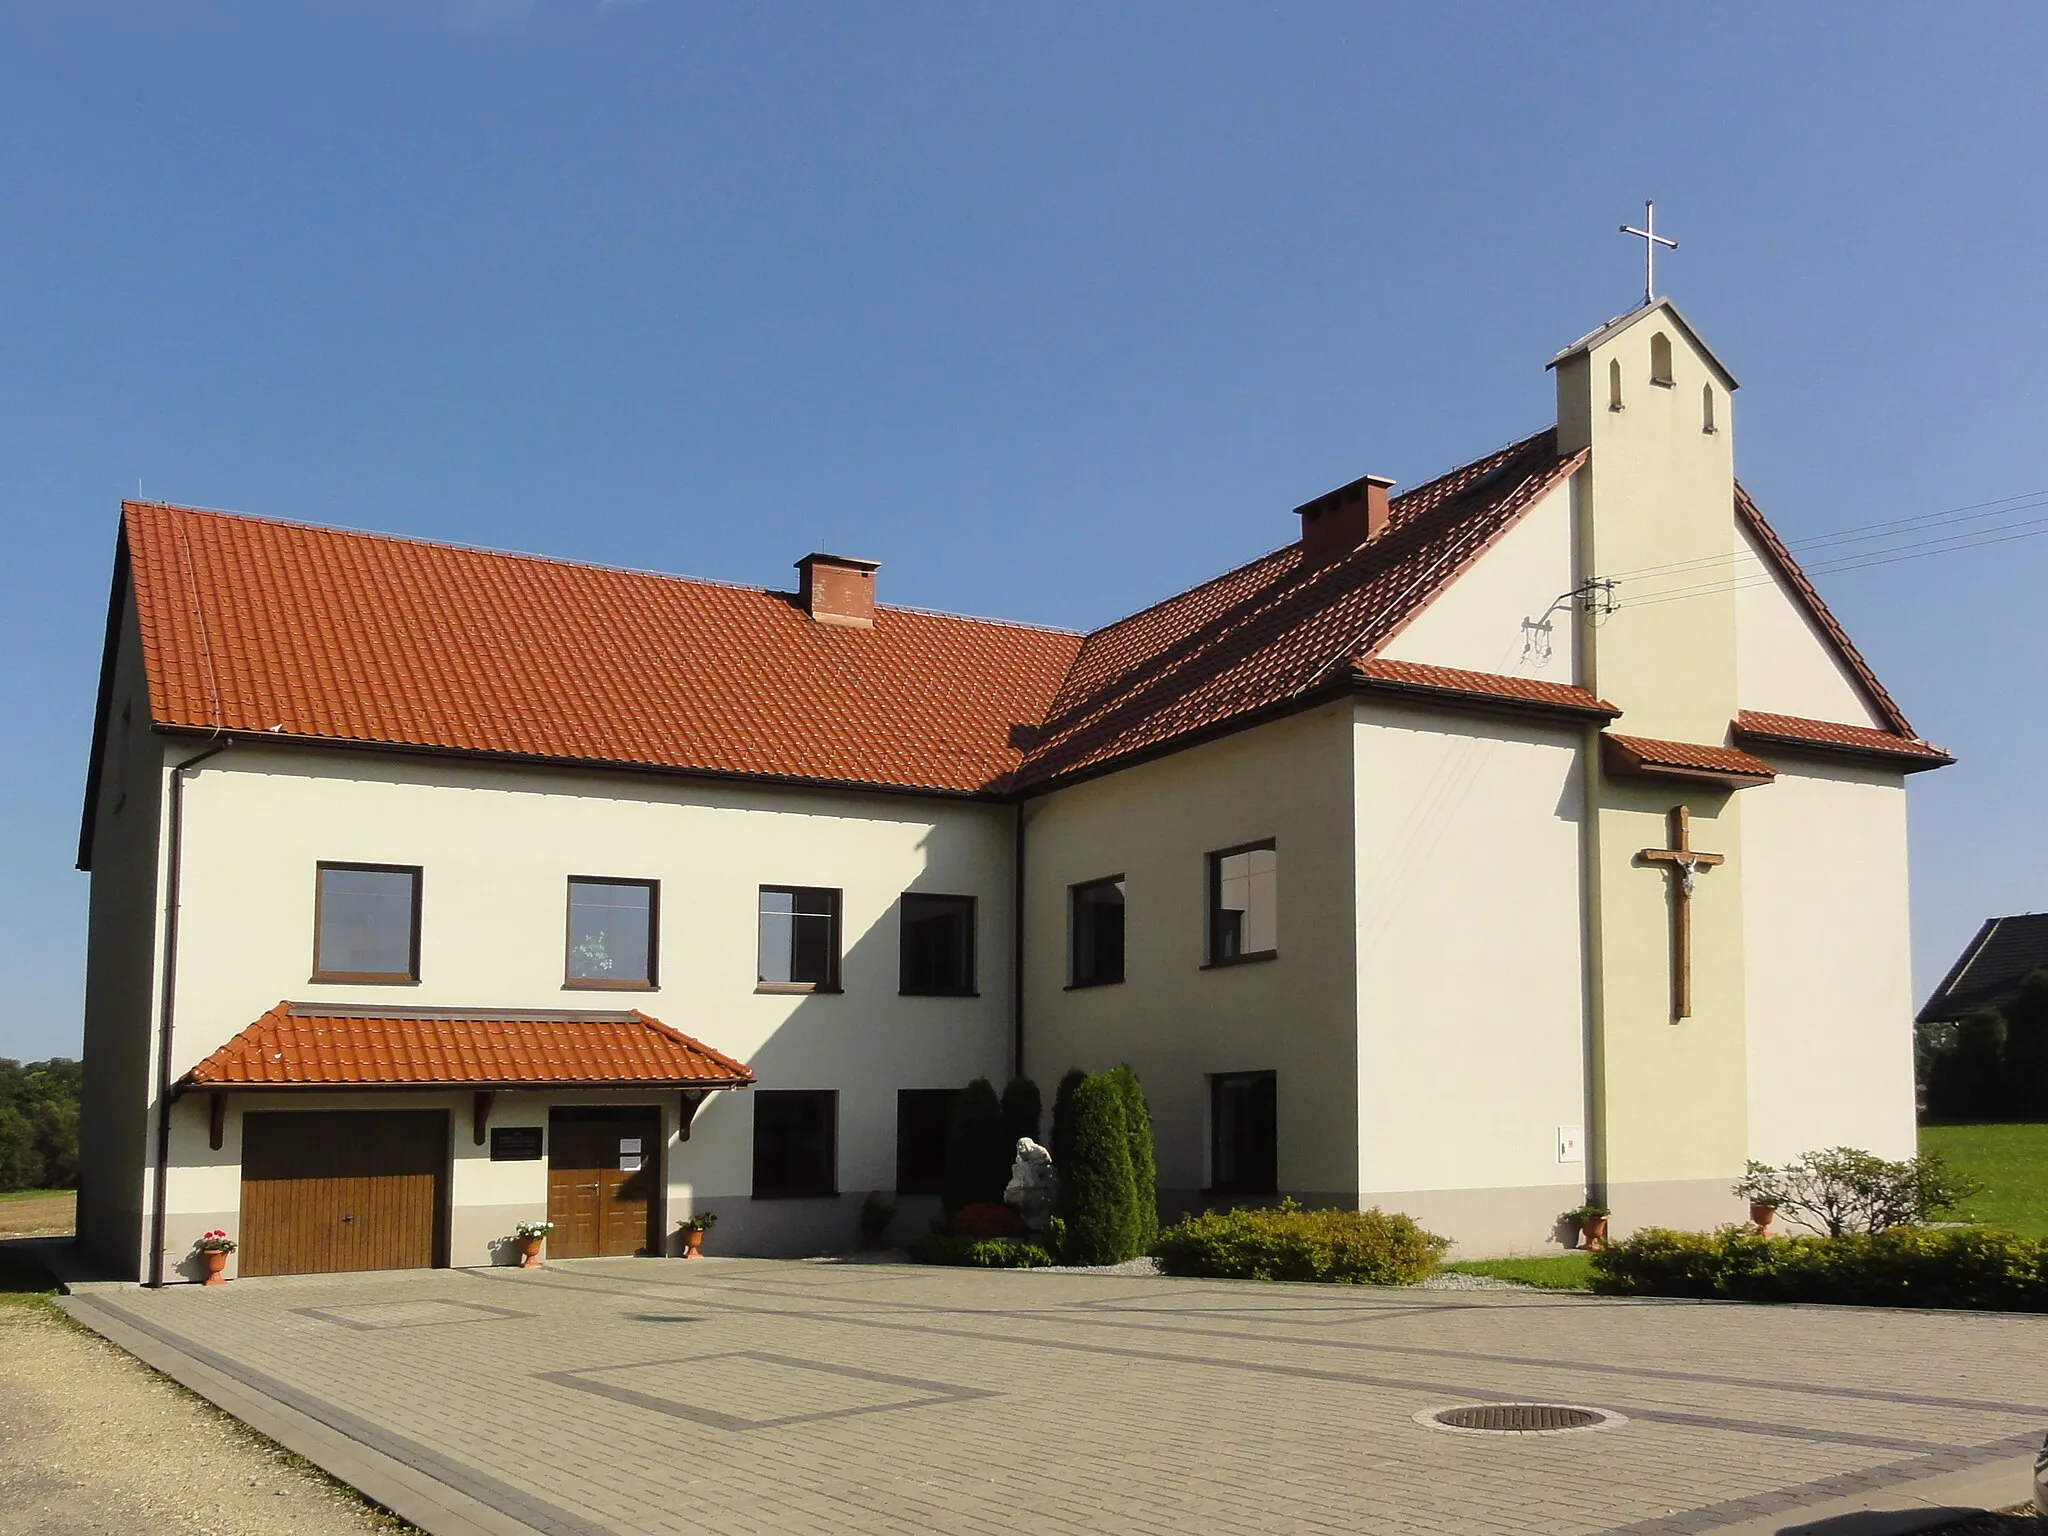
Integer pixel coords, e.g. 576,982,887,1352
1012,799,1027,1082
146,739,231,1287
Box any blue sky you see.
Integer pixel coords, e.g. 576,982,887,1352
2,3,2043,1060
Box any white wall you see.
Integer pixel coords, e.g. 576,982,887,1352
1378,483,1579,682
1353,700,1590,1254
1734,524,1887,728
1740,761,1918,1164
153,743,1016,1267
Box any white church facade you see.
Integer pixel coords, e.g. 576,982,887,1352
76,300,1952,1282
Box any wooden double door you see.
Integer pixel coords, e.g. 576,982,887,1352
239,1109,448,1277
546,1107,662,1258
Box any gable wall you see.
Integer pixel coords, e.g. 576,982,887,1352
1733,524,1888,727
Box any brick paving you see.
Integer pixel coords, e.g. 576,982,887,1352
60,1258,2048,1536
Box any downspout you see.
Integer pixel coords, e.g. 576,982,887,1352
1012,798,1027,1082
146,739,230,1287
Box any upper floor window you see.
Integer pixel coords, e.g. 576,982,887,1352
313,862,421,983
1650,331,1674,386
566,877,657,989
758,886,840,992
1207,842,1277,965
1701,383,1717,434
1069,876,1126,987
900,893,975,995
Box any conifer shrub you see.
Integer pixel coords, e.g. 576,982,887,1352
1049,1066,1086,1205
1061,1073,1140,1265
909,1234,1055,1269
1105,1065,1158,1252
1000,1077,1043,1149
1590,1225,2048,1311
1153,1200,1450,1285
940,1078,1011,1218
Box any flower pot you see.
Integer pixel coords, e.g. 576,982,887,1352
1578,1215,1609,1252
1748,1202,1777,1233
683,1228,705,1259
518,1237,544,1270
201,1250,230,1286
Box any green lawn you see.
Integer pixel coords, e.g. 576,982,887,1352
1920,1122,2048,1240
1443,1253,1594,1290
0,1188,71,1204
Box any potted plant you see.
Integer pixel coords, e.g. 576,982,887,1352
513,1220,553,1269
194,1229,236,1285
677,1211,717,1258
1565,1204,1611,1251
1746,1199,1778,1233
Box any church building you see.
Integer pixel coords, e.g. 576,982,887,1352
75,298,1952,1282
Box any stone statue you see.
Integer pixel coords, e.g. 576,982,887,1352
1003,1137,1057,1233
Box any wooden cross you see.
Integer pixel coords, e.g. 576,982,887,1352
1637,805,1722,1020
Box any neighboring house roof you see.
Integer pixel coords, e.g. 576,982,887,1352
1733,710,1952,770
1918,914,2048,1025
118,500,1081,798
178,1003,754,1091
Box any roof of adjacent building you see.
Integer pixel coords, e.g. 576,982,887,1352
178,1003,755,1091
1918,914,2048,1024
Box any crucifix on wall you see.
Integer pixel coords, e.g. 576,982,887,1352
1637,805,1723,1020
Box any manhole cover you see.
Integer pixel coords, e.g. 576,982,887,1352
1415,1403,1625,1436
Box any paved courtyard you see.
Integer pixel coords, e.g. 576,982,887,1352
60,1257,2047,1536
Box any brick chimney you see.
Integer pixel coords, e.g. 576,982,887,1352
795,553,880,629
1294,473,1395,563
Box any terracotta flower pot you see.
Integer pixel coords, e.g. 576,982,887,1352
201,1250,230,1286
1749,1202,1777,1233
683,1228,705,1259
1579,1215,1609,1252
518,1237,544,1270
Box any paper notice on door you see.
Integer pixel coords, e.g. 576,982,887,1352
619,1154,644,1173
619,1138,643,1155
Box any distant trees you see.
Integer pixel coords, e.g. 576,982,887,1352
1921,970,2048,1120
0,1058,80,1193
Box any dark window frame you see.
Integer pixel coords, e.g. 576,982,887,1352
1208,1070,1278,1196
1205,839,1278,968
311,861,423,984
894,1088,957,1195
1067,874,1127,989
755,886,843,994
899,893,978,997
563,875,660,991
751,1089,839,1199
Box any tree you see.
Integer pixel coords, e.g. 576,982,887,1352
999,1077,1042,1149
1733,1147,1981,1236
2000,970,2048,1119
1104,1065,1157,1252
0,1058,81,1193
1061,1073,1140,1265
1048,1066,1086,1215
940,1078,1010,1218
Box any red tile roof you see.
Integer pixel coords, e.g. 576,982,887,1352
1013,430,1588,785
122,502,1081,796
1603,733,1778,786
1733,710,1953,767
1350,658,1619,720
179,1003,754,1090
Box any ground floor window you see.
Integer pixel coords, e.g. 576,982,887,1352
1210,1071,1277,1195
753,1090,837,1198
894,1089,956,1194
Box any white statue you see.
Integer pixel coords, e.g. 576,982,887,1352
1003,1137,1058,1233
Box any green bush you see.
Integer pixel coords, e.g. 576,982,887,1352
941,1078,1011,1218
1733,1147,1980,1236
909,1234,1055,1269
1000,1077,1042,1149
1061,1073,1140,1265
1048,1066,1086,1207
1590,1224,2048,1311
1154,1200,1450,1285
0,1059,80,1193
1105,1065,1157,1253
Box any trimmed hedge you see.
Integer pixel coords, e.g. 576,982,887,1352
1590,1225,2048,1311
1153,1201,1450,1285
909,1234,1055,1269
941,1077,1010,1218
1062,1073,1140,1265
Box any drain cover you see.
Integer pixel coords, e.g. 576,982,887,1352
1416,1402,1625,1436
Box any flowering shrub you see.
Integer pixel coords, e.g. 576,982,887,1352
949,1201,1029,1239
1153,1200,1449,1285
193,1229,236,1254
910,1234,1055,1269
513,1220,554,1240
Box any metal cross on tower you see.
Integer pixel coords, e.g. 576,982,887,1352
1637,805,1723,1020
1619,199,1677,307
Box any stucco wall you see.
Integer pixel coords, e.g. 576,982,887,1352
149,743,1015,1271
1352,700,1590,1255
1739,761,1918,1164
1733,525,1888,729
1020,704,1359,1215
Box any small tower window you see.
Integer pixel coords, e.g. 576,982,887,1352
1608,358,1623,411
1701,383,1716,433
1650,331,1674,386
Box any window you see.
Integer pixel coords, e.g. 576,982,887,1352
1069,876,1126,987
313,863,421,983
565,877,657,989
1701,382,1717,434
753,1091,837,1198
1607,357,1623,412
1210,1072,1277,1195
1650,331,1674,386
757,887,840,991
1207,842,1277,964
900,894,975,995
895,1089,956,1194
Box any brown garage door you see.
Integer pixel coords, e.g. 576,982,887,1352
240,1109,448,1277
547,1107,661,1258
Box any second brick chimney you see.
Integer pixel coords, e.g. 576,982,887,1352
796,553,880,628
1294,473,1395,563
